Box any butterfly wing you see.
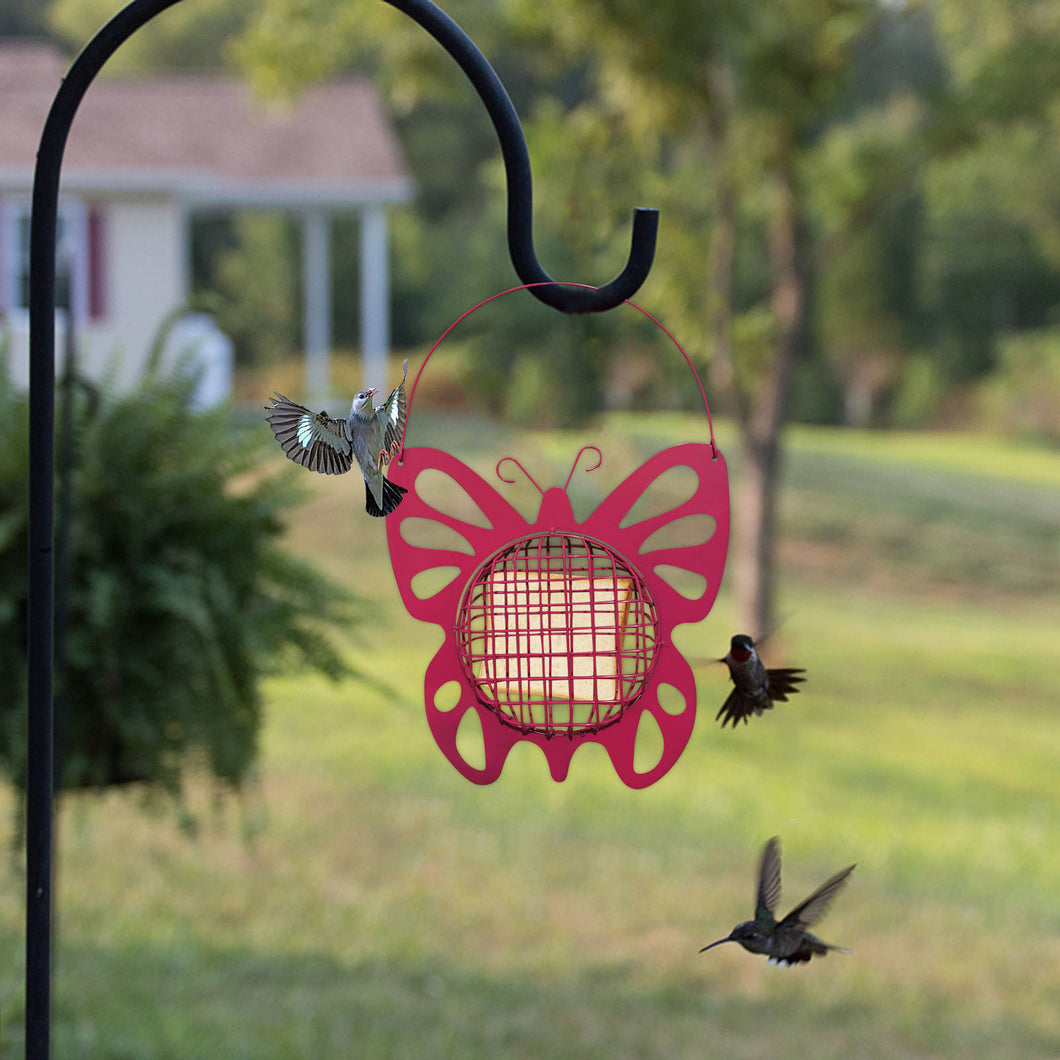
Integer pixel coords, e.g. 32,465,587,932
385,446,534,784
581,443,729,632
385,446,528,623
593,656,699,789
266,394,354,475
579,443,730,787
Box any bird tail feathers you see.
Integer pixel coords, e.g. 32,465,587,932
766,668,806,701
365,477,408,517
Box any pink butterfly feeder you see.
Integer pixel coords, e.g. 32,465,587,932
386,285,730,788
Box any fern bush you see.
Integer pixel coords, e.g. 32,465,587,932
0,361,355,798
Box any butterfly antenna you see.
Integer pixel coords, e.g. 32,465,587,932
564,446,603,491
496,457,544,495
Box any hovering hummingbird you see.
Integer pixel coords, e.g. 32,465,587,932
716,633,806,728
700,837,855,967
266,359,409,517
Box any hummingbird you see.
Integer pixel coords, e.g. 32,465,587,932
716,633,806,728
266,359,409,517
699,836,855,967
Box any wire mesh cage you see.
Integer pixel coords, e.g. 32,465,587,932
455,532,659,736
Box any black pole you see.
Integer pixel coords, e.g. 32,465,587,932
27,7,188,1057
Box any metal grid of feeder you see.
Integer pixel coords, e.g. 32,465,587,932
455,532,659,736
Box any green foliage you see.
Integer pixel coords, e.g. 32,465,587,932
46,0,257,73
232,0,509,105
496,317,608,428
922,127,1060,385
450,97,678,426
0,365,29,794
43,0,1060,438
889,352,949,430
193,214,302,369
790,356,844,426
978,326,1060,443
0,0,46,36
0,360,356,799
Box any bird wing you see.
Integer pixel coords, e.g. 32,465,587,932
779,862,855,931
266,394,354,475
375,359,408,464
756,836,783,919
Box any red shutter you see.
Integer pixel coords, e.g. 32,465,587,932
87,205,107,320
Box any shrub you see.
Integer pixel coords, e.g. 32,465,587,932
977,327,1060,443
0,359,356,801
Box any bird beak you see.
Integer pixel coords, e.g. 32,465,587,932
367,387,378,397
699,936,733,953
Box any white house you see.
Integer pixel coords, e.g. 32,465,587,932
0,40,413,401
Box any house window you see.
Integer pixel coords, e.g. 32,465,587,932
0,199,98,321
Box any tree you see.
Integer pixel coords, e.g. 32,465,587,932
918,0,1060,392
804,4,945,426
513,0,1060,624
803,0,1060,428
510,0,878,635
808,91,931,427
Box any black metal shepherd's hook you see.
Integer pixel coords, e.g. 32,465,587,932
25,0,659,1055
386,0,659,315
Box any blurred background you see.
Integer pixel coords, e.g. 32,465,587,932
1,0,1058,1056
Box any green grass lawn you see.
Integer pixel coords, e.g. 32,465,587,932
2,410,1058,1058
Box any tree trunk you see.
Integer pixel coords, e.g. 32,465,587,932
732,435,777,635
732,164,807,637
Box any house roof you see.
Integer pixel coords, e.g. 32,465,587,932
0,40,413,207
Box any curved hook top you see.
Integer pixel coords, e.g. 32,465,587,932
385,0,659,314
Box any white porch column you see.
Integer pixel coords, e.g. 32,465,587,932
302,209,332,401
359,203,389,388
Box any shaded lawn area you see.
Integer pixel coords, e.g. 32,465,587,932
1,412,1058,1058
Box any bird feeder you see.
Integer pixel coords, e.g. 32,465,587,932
386,286,730,787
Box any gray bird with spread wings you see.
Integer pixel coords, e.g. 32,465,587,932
699,836,855,967
266,359,409,517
